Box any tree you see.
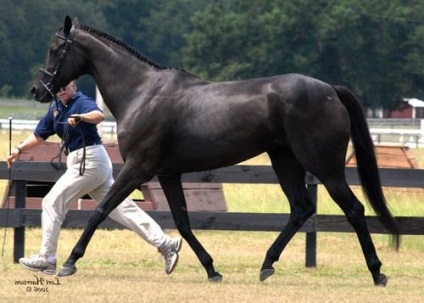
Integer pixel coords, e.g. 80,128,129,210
181,0,424,111
182,1,335,80
0,0,107,98
1,0,423,112
133,0,208,67
0,1,29,97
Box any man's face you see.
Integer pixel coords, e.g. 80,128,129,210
56,82,75,103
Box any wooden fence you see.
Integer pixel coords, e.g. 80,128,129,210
1,161,424,266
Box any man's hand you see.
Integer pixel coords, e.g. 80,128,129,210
68,114,82,127
6,147,21,169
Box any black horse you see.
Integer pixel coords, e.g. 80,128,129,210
31,16,399,286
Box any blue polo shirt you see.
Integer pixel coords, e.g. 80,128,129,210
35,92,103,152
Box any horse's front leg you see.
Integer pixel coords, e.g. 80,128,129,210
158,175,222,282
58,165,149,277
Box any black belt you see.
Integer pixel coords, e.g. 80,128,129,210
65,143,100,156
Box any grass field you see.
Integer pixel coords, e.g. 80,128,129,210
0,131,424,302
0,229,423,303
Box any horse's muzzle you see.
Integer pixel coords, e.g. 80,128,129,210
31,85,54,103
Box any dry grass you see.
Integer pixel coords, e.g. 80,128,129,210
0,229,423,303
1,132,424,302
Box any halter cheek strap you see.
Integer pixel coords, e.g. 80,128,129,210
39,25,76,97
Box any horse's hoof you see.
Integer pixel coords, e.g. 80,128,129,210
208,273,223,283
259,268,275,282
374,274,388,287
57,264,77,277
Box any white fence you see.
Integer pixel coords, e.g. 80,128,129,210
1,118,424,148
0,119,116,132
371,128,424,147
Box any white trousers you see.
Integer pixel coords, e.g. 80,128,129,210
39,145,167,257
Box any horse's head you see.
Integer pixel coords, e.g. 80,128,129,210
32,16,83,103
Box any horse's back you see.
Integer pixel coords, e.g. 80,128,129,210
155,73,350,173
226,73,350,145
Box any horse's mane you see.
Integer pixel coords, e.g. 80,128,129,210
79,24,171,71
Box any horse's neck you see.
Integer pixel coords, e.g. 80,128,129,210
86,39,159,122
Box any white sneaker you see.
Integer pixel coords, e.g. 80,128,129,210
159,237,182,274
19,255,56,275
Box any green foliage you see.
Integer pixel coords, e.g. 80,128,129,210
0,85,12,97
182,0,424,109
0,0,107,97
134,0,207,66
1,0,424,111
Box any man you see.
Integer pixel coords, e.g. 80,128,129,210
7,81,182,275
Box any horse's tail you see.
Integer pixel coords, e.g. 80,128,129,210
334,85,400,249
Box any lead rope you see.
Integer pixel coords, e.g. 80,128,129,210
49,97,86,175
50,97,67,170
50,124,70,171
74,125,86,176
50,123,86,176
69,115,87,176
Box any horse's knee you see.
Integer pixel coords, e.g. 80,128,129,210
292,204,315,227
89,207,108,225
175,224,192,239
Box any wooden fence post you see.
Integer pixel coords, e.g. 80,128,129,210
305,174,317,268
13,180,26,263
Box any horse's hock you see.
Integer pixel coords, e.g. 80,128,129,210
2,142,227,212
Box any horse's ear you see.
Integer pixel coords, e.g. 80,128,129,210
64,16,72,35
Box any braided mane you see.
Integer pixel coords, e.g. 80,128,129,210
79,24,169,70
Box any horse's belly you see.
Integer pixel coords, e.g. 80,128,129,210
159,139,268,173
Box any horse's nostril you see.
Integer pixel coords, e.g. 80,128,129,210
30,86,36,95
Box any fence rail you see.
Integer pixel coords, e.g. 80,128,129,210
1,161,424,266
2,118,424,147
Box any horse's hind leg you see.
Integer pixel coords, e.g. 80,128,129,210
320,177,387,286
157,174,222,282
260,148,316,281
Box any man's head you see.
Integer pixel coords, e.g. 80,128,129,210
56,81,77,104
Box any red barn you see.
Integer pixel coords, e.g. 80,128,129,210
390,98,424,118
